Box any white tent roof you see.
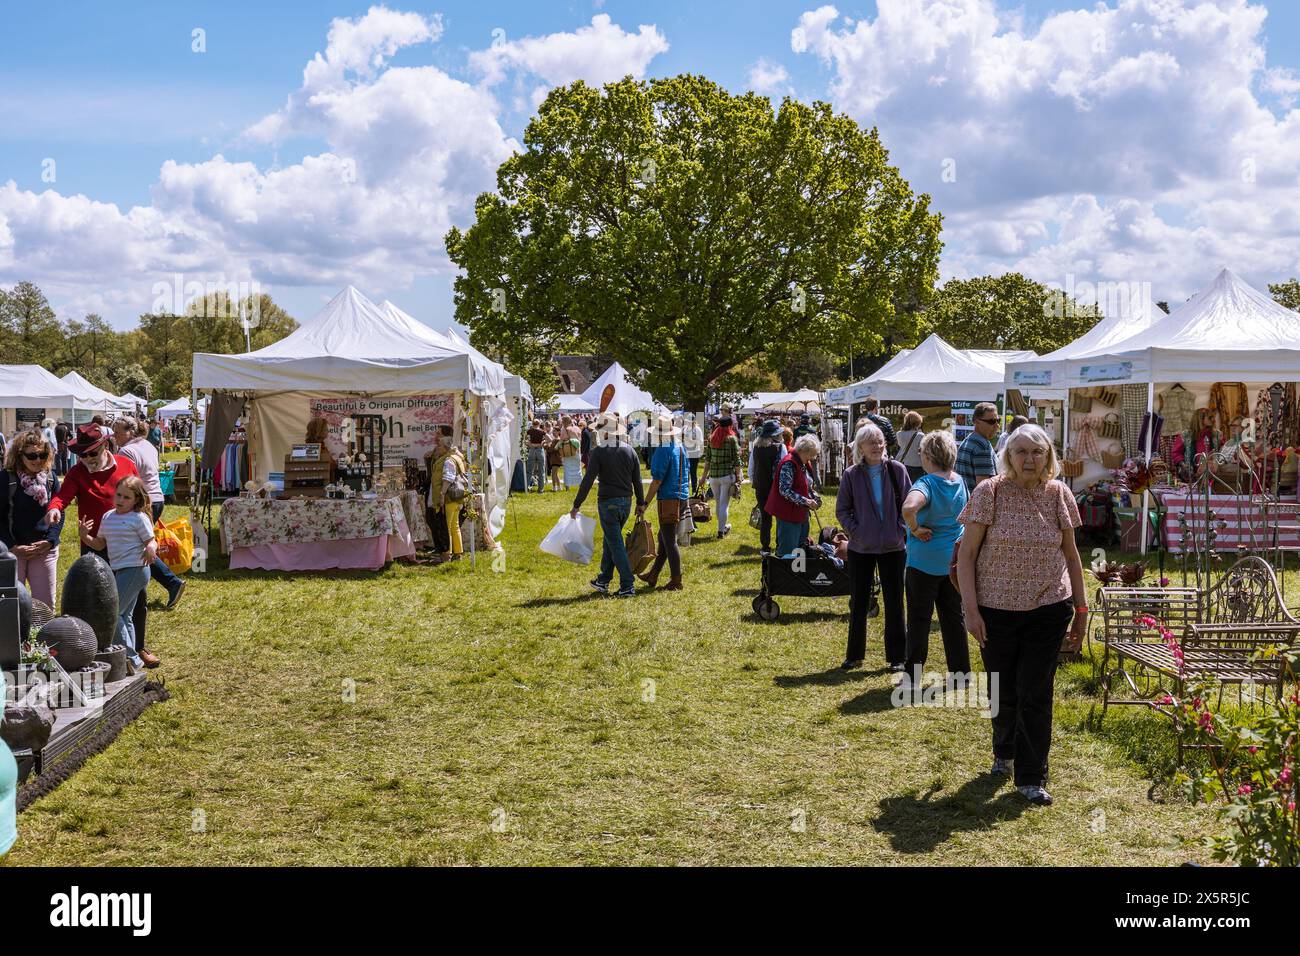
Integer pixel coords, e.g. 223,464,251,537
118,392,147,407
735,389,820,413
550,393,597,412
60,371,133,411
579,361,668,416
826,335,1042,404
1004,291,1167,391
1060,268,1300,387
379,301,531,404
0,365,78,409
193,286,505,396
157,395,209,419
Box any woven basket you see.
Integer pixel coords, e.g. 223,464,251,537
1060,449,1084,478
1099,412,1122,439
1069,392,1092,413
1095,387,1120,407
1101,449,1126,470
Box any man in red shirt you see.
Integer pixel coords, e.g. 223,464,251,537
45,425,160,669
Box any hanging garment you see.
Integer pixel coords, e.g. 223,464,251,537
1254,383,1295,450
1075,417,1102,461
1157,384,1196,436
1208,382,1249,435
202,391,245,466
1137,411,1164,458
1120,384,1146,459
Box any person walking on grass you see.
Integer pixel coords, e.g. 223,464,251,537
956,424,1087,807
899,430,969,693
546,422,565,491
683,413,704,493
836,423,910,672
636,414,689,590
862,397,898,458
77,475,156,672
526,419,547,493
700,415,742,539
561,416,583,489
571,415,645,598
749,419,783,556
766,433,822,558
956,401,999,493
0,429,64,609
895,410,926,483
113,415,187,612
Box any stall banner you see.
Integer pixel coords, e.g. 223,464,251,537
308,394,456,467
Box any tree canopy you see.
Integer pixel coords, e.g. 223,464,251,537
446,74,943,408
921,273,1103,354
0,280,298,400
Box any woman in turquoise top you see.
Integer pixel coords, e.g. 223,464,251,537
899,430,970,689
636,415,690,590
1,668,17,855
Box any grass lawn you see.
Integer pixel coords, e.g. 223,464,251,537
5,483,1226,865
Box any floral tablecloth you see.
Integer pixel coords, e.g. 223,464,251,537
221,496,407,551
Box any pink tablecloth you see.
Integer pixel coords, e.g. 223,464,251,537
229,512,416,571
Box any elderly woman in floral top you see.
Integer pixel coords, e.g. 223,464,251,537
956,423,1087,807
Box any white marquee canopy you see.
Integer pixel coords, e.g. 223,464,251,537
1059,269,1300,387
578,361,668,416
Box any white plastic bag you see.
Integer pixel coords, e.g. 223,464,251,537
539,513,597,565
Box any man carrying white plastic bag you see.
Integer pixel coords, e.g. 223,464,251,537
564,414,645,597
539,513,597,565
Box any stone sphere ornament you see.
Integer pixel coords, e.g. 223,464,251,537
37,616,99,671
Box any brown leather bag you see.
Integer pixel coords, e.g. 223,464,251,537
625,518,656,574
949,478,998,594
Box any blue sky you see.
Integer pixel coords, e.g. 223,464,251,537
3,0,1299,331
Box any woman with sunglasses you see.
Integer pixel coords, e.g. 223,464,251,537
0,429,65,608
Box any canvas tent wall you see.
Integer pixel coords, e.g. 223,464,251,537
193,286,511,537
61,371,133,418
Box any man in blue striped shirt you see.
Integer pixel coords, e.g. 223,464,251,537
955,402,1000,494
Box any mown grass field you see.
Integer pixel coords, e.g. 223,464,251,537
4,480,1236,865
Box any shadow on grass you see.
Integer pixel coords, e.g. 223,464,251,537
748,610,844,625
773,666,885,688
872,776,1029,853
517,591,614,609
838,685,903,715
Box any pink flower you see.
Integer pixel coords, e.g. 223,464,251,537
1159,577,1170,586
1237,784,1252,795
1248,746,1258,754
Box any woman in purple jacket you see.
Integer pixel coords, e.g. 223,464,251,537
836,422,911,671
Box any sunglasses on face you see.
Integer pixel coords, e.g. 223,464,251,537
976,418,999,425
23,451,45,461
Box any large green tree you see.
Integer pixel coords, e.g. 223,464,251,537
0,280,63,364
446,74,943,409
922,273,1103,353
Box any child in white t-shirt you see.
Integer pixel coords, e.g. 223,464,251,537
79,475,157,669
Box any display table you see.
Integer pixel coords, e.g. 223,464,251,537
220,495,416,571
1157,489,1300,553
399,489,432,547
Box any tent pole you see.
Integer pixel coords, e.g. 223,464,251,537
1140,382,1154,556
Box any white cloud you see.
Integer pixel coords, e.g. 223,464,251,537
469,14,668,92
748,59,793,97
791,0,1300,305
0,6,670,325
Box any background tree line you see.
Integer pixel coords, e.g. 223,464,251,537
0,281,298,400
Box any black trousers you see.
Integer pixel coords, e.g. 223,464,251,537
753,482,772,551
845,549,906,665
646,503,681,581
688,457,700,493
904,567,970,676
978,600,1073,787
425,506,450,554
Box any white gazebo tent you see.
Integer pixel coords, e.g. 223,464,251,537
0,365,78,435
736,389,822,414
193,286,511,538
157,395,210,420
825,334,1049,405
1057,268,1300,552
579,361,669,417
60,371,133,417
551,393,597,413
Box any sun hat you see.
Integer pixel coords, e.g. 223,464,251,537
68,423,110,456
759,419,783,439
651,414,681,441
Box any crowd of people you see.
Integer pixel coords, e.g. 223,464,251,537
2,417,188,675
558,400,1087,807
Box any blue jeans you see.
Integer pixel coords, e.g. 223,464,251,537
527,447,547,492
775,517,809,558
114,566,151,666
595,496,633,591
